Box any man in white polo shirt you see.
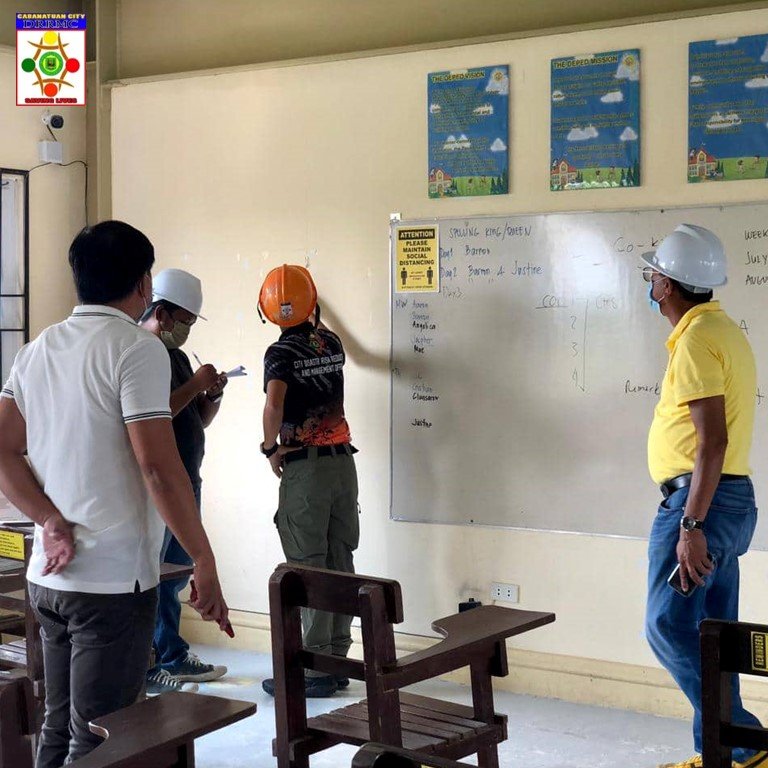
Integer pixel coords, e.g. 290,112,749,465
0,220,229,768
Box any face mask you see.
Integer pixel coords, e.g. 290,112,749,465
648,281,663,314
135,287,150,323
160,320,192,349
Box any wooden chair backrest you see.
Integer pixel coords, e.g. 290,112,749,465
0,671,34,768
701,619,768,766
270,563,403,622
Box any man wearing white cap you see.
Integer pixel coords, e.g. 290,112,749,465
642,225,765,768
140,269,229,693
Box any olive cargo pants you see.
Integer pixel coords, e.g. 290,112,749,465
275,450,359,662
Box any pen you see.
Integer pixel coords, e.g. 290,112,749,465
192,352,203,367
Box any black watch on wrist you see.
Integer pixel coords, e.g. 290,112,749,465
680,516,704,532
261,442,278,458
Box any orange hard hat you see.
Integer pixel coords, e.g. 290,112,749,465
258,264,317,327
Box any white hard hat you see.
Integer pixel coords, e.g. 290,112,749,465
152,268,207,319
641,223,727,291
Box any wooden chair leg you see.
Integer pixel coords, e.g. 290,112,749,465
270,571,309,768
476,744,500,768
470,654,500,768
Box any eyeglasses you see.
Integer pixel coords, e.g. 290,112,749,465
642,266,663,283
163,308,196,327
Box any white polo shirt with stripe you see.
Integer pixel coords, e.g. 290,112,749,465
1,305,172,594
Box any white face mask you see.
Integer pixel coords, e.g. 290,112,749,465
160,319,192,349
135,284,150,322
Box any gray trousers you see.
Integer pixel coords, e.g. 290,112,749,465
275,452,359,666
29,582,157,768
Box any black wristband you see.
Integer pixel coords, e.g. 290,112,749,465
261,442,278,458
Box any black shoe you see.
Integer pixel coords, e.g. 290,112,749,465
332,653,350,689
261,675,338,698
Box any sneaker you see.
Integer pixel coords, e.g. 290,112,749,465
658,753,768,768
165,651,227,683
658,757,702,768
736,752,768,768
261,674,338,698
332,654,350,688
146,668,199,696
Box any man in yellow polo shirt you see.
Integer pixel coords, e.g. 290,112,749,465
642,224,764,768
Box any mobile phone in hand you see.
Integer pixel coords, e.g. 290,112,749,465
667,553,715,597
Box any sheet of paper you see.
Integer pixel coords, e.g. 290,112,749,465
225,365,247,377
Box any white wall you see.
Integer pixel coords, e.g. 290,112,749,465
110,8,768,708
0,46,84,335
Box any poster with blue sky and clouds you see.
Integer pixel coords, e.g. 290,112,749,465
689,34,768,182
551,50,640,191
427,65,509,198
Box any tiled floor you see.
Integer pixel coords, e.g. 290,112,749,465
187,644,691,767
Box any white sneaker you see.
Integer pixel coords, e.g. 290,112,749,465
146,668,199,696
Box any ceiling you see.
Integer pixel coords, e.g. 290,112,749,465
2,0,767,78
116,0,768,78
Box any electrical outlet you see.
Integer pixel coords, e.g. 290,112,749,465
490,582,519,603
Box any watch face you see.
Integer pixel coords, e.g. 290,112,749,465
682,517,699,530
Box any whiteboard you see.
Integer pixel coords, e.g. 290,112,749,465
389,205,768,546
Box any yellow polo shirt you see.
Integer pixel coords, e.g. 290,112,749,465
647,301,756,484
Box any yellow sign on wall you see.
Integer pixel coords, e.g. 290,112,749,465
0,530,25,561
752,631,768,672
395,226,439,293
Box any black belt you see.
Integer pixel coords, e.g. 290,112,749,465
283,443,358,464
660,473,747,499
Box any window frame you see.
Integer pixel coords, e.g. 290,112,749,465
0,168,30,383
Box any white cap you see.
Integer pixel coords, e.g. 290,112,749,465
641,223,727,291
152,268,207,319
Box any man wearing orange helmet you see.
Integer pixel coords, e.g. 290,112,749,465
258,265,359,698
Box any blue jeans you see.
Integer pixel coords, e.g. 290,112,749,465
152,485,200,669
646,477,760,762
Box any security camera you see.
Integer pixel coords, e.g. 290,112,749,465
42,112,64,130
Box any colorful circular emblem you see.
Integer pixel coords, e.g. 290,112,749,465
20,31,80,99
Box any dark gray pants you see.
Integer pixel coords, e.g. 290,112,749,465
29,582,157,768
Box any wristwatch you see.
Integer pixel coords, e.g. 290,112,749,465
206,392,223,404
261,442,278,458
680,516,704,532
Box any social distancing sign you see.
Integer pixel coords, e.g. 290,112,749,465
395,226,439,293
0,530,25,561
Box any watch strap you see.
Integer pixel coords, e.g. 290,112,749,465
261,442,279,458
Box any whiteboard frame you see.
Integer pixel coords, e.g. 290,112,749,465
388,201,768,540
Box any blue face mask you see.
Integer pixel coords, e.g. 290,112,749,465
648,282,662,314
